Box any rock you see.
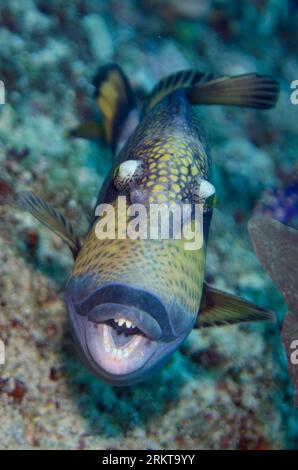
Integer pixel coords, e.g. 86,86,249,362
82,14,114,62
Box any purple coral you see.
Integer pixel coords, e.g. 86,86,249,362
254,180,298,228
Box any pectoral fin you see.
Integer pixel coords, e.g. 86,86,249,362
196,283,275,328
18,191,81,258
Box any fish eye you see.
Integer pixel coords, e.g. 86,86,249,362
113,159,145,191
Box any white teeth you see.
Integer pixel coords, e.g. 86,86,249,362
114,318,136,329
110,348,125,359
102,321,142,360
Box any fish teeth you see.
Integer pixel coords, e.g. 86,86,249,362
110,348,126,359
114,318,136,329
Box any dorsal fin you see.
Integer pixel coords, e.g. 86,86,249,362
145,70,212,112
18,191,81,258
93,64,136,149
145,70,279,112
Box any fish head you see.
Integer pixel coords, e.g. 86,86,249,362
65,222,205,386
65,278,195,386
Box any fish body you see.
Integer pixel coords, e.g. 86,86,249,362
67,90,209,383
19,65,279,385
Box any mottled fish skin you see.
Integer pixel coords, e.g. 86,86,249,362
67,90,209,385
65,69,278,385
73,90,209,310
16,67,278,385
72,203,205,322
123,91,210,205
98,91,210,207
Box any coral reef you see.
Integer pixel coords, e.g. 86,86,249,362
0,0,297,449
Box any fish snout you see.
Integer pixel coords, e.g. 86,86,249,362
82,285,172,378
66,280,186,384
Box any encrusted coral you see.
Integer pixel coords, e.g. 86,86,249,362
0,0,297,450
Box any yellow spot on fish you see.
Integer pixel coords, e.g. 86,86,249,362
157,193,167,202
170,174,178,182
153,185,165,192
160,154,171,161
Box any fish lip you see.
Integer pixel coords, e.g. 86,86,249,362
69,281,175,340
87,302,162,341
65,291,190,385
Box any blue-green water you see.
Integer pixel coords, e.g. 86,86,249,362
0,0,297,450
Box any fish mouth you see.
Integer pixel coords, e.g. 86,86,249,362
85,303,161,375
